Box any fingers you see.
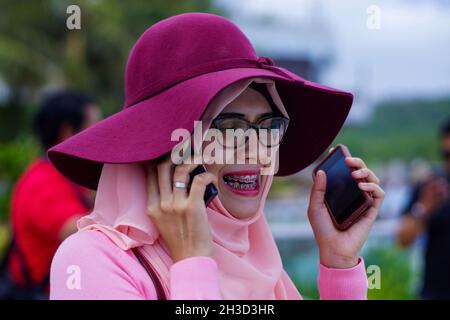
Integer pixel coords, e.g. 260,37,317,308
307,170,335,232
358,182,384,198
345,156,366,169
429,178,449,194
156,156,174,207
188,172,217,203
352,167,380,184
172,163,198,203
309,170,327,210
358,181,385,207
351,181,384,229
424,179,450,205
346,156,383,203
146,161,160,215
346,156,381,184
152,152,218,214
347,158,384,222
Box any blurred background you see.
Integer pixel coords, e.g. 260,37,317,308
0,0,449,299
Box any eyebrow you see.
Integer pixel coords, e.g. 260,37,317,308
217,112,276,119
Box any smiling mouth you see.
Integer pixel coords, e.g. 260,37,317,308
222,171,259,193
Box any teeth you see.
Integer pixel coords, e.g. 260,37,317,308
225,180,257,190
225,174,257,183
223,173,258,191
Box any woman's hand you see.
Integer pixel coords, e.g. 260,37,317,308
417,177,449,217
146,157,217,263
307,149,385,269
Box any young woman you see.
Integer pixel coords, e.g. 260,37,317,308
48,13,384,300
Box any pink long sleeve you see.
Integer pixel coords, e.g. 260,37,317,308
50,229,367,300
170,256,221,299
317,258,368,300
50,229,221,300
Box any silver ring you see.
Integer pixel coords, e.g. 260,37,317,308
173,181,188,189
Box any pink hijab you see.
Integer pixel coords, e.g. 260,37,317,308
77,78,302,299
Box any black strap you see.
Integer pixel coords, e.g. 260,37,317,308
131,247,167,300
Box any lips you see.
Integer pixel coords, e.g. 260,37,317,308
222,170,260,196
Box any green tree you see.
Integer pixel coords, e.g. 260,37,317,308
0,0,219,135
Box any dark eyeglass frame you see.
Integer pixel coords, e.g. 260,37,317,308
211,115,290,148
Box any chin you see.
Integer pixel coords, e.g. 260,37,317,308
222,201,260,219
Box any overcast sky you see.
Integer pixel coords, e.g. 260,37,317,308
218,0,450,103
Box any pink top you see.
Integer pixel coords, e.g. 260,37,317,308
50,229,368,300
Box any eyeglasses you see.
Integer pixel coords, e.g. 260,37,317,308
211,115,289,148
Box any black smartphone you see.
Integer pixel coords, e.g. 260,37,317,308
189,165,218,207
312,144,373,230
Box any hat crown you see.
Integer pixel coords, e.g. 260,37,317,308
124,13,258,107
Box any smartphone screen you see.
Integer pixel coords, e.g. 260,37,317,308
315,148,367,225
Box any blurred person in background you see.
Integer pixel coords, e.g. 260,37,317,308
1,90,100,299
397,116,450,299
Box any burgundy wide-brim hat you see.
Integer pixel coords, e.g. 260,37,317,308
48,12,353,190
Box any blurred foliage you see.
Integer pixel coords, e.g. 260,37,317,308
334,98,450,164
0,0,219,222
287,243,418,300
268,177,299,198
0,223,10,257
363,244,418,300
0,136,40,222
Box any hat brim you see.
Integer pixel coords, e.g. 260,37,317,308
48,67,352,190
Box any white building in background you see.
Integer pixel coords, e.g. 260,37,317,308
215,0,376,125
